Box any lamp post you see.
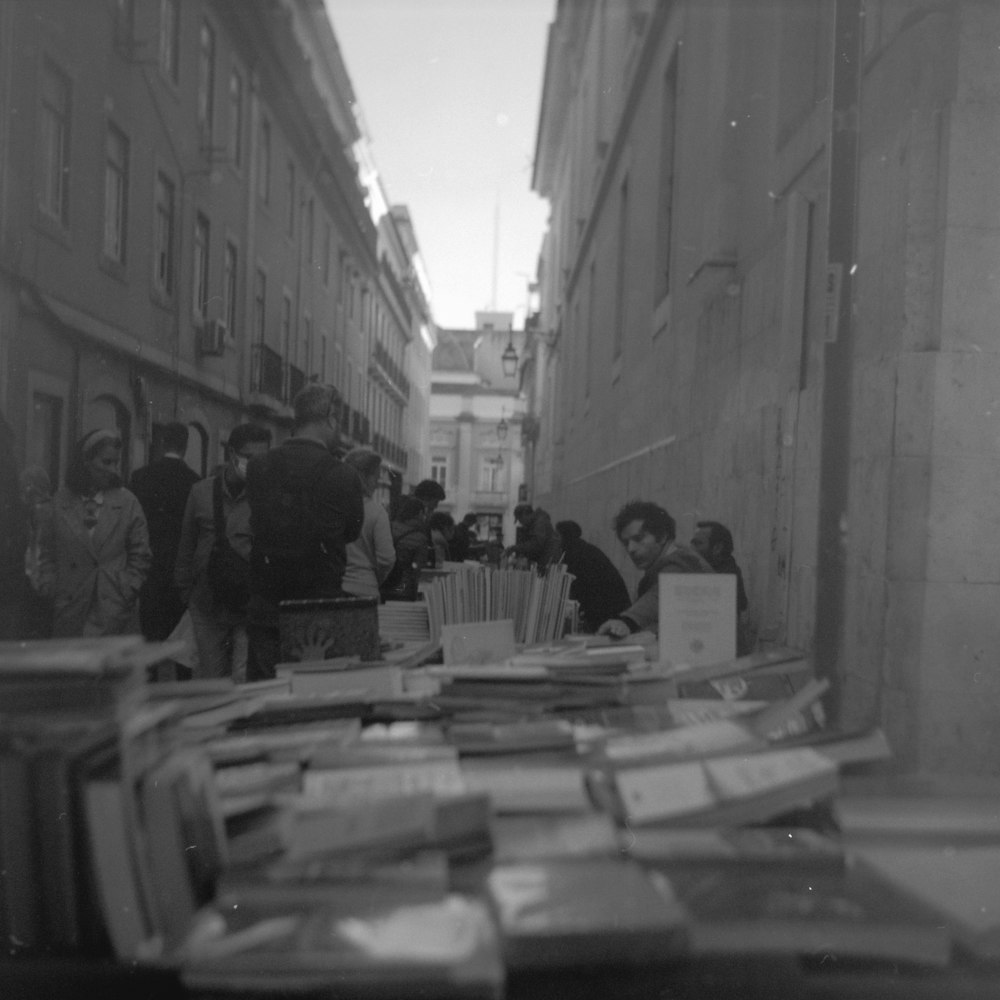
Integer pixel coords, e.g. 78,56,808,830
501,333,518,378
497,415,508,442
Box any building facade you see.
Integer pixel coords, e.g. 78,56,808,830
0,0,428,489
430,312,529,548
530,0,1000,773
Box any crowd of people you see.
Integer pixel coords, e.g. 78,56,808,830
0,383,753,676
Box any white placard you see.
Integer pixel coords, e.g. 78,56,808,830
658,573,736,667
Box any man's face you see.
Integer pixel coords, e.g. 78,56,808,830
231,440,269,481
618,519,668,571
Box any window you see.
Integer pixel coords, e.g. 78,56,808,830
192,213,210,318
103,124,128,262
253,268,266,343
39,60,70,225
228,69,243,167
223,241,238,335
431,456,447,487
613,177,628,360
286,160,295,237
258,117,271,202
654,57,678,304
29,391,63,489
198,21,215,145
153,172,175,295
478,455,503,493
159,0,180,84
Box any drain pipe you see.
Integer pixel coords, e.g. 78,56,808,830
813,0,864,721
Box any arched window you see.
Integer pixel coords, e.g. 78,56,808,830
185,422,209,477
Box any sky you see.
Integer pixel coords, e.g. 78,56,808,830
324,0,554,330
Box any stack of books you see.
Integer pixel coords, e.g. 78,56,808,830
378,601,431,643
423,563,575,645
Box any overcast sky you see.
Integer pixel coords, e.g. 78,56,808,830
324,0,554,330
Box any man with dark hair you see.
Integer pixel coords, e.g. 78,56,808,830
129,421,200,639
597,500,712,638
413,479,446,514
175,423,272,679
555,520,631,633
507,503,562,570
692,519,751,655
245,384,364,679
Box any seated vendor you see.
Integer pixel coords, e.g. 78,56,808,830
597,500,711,639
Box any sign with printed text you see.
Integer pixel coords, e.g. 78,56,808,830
658,573,736,668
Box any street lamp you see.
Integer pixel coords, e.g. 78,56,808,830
497,415,508,442
501,333,518,377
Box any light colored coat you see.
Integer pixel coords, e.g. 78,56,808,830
40,486,151,637
342,496,395,598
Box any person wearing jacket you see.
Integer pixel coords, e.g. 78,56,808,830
507,503,563,570
341,448,395,599
39,429,151,637
381,496,430,601
175,423,272,679
597,500,712,638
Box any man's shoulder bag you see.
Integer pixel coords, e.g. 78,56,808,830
206,475,250,613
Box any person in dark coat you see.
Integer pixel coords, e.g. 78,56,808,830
555,520,631,633
245,384,364,678
129,422,200,639
449,512,479,562
381,496,431,601
507,503,562,570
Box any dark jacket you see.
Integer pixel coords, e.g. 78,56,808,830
129,456,200,580
512,508,562,569
246,438,364,601
561,536,631,632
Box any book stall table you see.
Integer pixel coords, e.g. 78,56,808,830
2,636,1000,1000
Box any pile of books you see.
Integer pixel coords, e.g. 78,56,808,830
423,563,575,645
6,634,1000,997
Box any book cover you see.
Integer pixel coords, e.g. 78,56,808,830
591,746,839,827
620,825,844,867
657,861,951,967
486,858,687,969
658,573,736,668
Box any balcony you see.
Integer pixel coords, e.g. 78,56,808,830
252,343,284,402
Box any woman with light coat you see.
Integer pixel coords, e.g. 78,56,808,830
340,448,395,599
39,429,151,637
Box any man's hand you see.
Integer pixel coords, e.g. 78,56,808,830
597,618,631,640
